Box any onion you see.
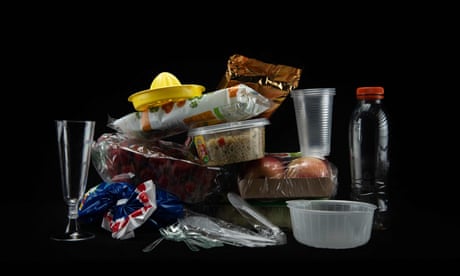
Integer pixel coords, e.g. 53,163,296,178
243,156,284,179
286,156,330,178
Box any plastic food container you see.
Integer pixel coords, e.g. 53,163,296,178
188,118,269,166
286,199,376,249
238,153,338,199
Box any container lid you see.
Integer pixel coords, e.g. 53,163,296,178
286,199,377,212
291,88,336,97
188,118,270,136
356,86,384,100
128,72,205,111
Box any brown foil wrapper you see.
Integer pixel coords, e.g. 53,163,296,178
217,54,302,118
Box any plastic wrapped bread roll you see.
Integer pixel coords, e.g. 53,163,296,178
109,83,273,139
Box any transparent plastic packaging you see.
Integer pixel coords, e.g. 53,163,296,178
188,118,269,166
91,133,222,203
109,83,272,140
238,153,338,199
143,193,286,252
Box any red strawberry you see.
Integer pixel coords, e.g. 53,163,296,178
184,181,197,194
149,158,170,169
157,175,169,189
132,153,146,168
120,163,135,174
139,168,156,183
118,150,132,165
172,161,193,176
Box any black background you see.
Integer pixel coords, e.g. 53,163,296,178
28,29,454,212
4,6,459,268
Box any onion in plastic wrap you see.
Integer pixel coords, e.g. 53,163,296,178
91,133,222,203
238,153,338,199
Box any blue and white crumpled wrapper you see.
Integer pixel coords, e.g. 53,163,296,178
79,180,184,239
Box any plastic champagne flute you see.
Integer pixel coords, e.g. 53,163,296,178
51,120,96,241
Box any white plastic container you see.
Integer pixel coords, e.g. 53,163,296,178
188,118,269,166
286,199,376,249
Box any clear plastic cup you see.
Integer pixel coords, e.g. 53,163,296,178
291,88,335,157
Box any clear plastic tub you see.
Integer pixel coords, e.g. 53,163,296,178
286,199,376,249
188,118,269,166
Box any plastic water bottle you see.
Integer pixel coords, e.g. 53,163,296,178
349,86,390,230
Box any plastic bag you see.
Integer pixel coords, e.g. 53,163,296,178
78,180,184,239
109,84,272,140
91,133,222,203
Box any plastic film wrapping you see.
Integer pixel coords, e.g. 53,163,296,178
109,83,272,140
237,153,338,199
218,54,302,119
91,133,222,203
78,180,184,240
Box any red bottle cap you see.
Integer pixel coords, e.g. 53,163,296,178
356,86,384,100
